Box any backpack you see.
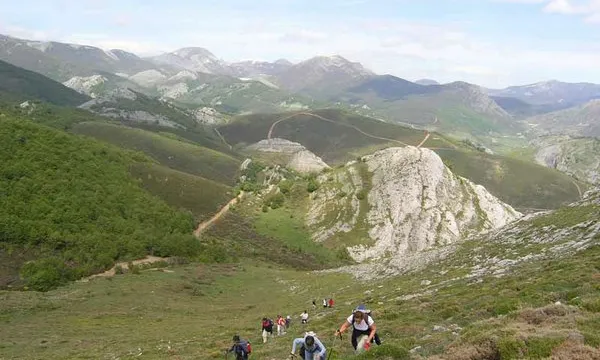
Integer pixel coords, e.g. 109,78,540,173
235,340,251,356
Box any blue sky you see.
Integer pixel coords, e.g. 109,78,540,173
1,0,600,87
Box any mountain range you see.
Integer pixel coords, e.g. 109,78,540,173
0,29,599,360
1,32,599,159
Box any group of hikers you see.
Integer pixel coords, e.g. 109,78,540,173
226,304,381,360
312,298,334,309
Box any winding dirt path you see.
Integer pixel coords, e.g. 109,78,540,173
83,255,169,281
267,112,410,146
194,191,245,237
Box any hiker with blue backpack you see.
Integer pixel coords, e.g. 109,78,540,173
289,331,327,360
226,335,252,360
334,305,378,353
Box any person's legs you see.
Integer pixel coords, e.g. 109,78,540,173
262,329,268,343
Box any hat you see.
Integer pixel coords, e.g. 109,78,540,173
355,304,368,313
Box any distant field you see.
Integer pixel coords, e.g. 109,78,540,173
130,163,233,222
436,148,588,210
72,122,241,185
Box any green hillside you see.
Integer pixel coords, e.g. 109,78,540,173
1,190,598,359
0,117,200,290
0,59,89,106
437,148,588,210
72,122,241,185
130,163,232,222
219,109,453,164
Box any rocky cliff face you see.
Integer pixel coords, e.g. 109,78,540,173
308,146,521,269
533,136,600,184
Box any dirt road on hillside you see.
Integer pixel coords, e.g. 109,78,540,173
267,112,410,146
194,191,245,237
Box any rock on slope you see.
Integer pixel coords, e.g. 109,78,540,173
247,138,330,174
308,146,521,275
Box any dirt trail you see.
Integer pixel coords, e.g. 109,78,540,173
194,191,245,237
416,131,431,148
572,180,583,199
83,255,169,280
267,112,409,146
214,128,232,150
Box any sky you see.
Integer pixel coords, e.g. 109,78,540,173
1,0,600,88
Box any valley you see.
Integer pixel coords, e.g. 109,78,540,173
0,28,599,360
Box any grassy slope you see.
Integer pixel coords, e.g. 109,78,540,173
72,122,241,185
219,109,451,165
1,201,598,359
437,148,589,210
0,117,199,290
0,60,90,106
130,163,233,222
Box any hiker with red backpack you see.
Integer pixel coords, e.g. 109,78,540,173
227,335,252,360
334,304,377,353
261,317,274,343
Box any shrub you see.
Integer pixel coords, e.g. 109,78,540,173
307,179,319,193
278,180,292,194
356,189,367,200
20,258,74,291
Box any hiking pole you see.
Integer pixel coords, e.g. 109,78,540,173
327,332,343,360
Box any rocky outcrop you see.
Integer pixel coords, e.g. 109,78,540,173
247,138,306,153
533,136,600,184
247,138,330,174
191,107,226,125
309,146,521,275
287,150,330,174
63,75,107,98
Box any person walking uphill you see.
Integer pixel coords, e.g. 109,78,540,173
277,315,287,336
227,335,252,360
335,304,377,352
290,332,327,360
261,317,274,343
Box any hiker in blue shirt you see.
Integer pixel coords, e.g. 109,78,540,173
290,332,327,360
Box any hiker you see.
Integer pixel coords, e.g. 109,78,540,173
261,317,274,343
328,298,334,308
227,335,252,360
286,315,292,329
334,304,377,352
277,315,287,336
312,299,317,309
322,299,328,308
301,310,309,324
290,331,327,360
365,309,382,345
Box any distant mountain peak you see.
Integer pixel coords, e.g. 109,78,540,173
415,79,439,86
172,47,218,61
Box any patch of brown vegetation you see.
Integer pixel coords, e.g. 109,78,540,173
428,339,500,360
551,340,600,360
518,305,573,325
